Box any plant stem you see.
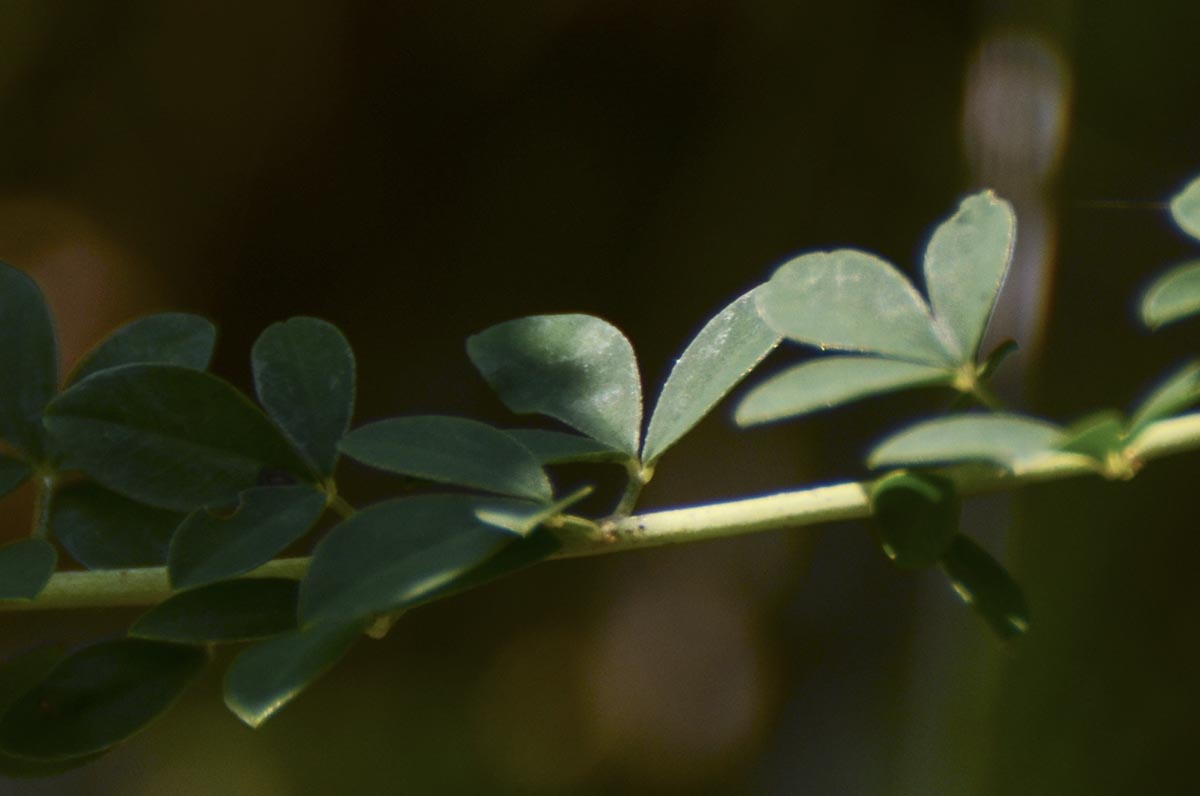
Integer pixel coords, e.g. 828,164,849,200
7,411,1200,612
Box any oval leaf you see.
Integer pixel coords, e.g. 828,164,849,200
503,429,629,465
224,619,365,728
736,356,953,426
940,534,1030,639
0,262,57,460
252,317,356,476
1128,361,1200,437
923,191,1016,360
300,494,523,624
1141,261,1200,330
67,313,216,386
642,286,781,463
44,364,315,511
0,454,30,501
131,578,299,644
466,314,643,457
869,414,1065,471
1171,173,1200,241
0,639,207,759
756,249,955,366
339,416,552,502
0,540,56,601
870,472,960,569
169,485,326,590
50,482,183,569
1058,411,1126,461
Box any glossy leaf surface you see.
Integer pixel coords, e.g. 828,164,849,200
736,356,952,426
1171,173,1200,240
340,416,552,502
940,534,1030,639
67,313,215,386
467,314,643,457
1128,361,1200,437
169,485,325,589
756,249,954,366
0,263,57,460
0,454,30,500
224,619,365,728
1141,261,1200,329
0,540,56,601
45,365,314,511
922,191,1015,360
252,317,355,476
50,482,183,569
869,414,1065,471
131,578,299,643
0,639,206,759
870,472,959,569
503,429,628,465
300,494,522,624
642,286,781,463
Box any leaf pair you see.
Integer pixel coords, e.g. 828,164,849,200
465,287,781,471
737,191,1016,425
1141,174,1200,329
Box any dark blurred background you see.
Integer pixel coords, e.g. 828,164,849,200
1,1,1199,793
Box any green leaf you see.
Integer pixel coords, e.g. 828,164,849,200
251,317,356,476
869,472,960,569
736,356,953,426
923,191,1016,361
642,286,781,463
0,540,56,601
45,364,315,511
50,482,183,569
0,646,107,777
130,579,300,643
756,249,955,367
503,429,629,465
223,618,365,728
169,485,326,590
1058,411,1126,460
339,416,552,502
1128,361,1200,436
416,529,562,607
67,313,216,386
1170,173,1200,240
0,262,57,460
1141,261,1200,329
940,534,1030,639
976,339,1018,382
0,454,31,500
474,485,592,535
869,414,1065,471
0,639,207,759
466,314,643,457
299,494,524,624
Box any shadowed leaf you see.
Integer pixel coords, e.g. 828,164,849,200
0,540,56,601
0,455,30,501
870,472,959,569
0,263,57,460
50,482,183,569
940,534,1030,639
131,579,299,643
503,429,629,465
67,313,215,386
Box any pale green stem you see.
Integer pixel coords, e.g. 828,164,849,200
7,411,1200,612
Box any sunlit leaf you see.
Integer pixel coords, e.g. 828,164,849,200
467,314,643,457
756,249,955,367
252,317,355,476
50,482,183,569
1141,261,1200,330
0,454,30,501
0,262,57,461
1170,173,1200,240
869,472,959,569
869,414,1065,471
736,356,952,426
67,313,215,386
169,485,326,590
0,540,56,601
0,639,207,759
1058,411,1126,461
473,485,591,535
1128,361,1200,438
45,365,315,511
642,286,781,463
130,579,299,644
503,429,629,465
940,534,1030,639
299,494,524,624
923,191,1016,361
339,416,552,502
223,618,365,728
